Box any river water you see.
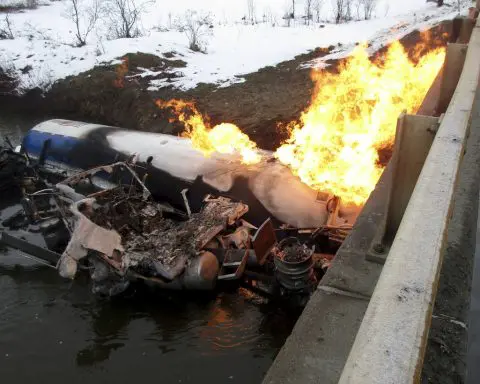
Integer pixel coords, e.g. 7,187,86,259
0,113,297,384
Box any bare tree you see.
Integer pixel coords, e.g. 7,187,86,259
25,0,38,9
263,6,277,26
177,10,212,52
354,0,361,20
305,0,313,25
107,0,147,39
282,0,296,26
361,0,377,20
247,0,256,24
384,1,390,16
66,0,100,47
0,13,14,40
345,0,352,20
313,0,324,22
282,2,292,27
331,0,347,24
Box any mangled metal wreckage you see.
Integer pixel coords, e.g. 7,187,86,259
0,120,358,301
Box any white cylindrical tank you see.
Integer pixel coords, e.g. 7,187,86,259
22,119,333,228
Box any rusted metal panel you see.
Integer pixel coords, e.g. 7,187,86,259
251,218,277,265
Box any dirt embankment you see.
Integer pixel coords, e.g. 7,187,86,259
0,47,325,150
0,21,452,151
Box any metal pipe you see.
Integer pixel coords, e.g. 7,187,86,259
132,251,220,291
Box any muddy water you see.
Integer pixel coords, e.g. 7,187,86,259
0,114,296,384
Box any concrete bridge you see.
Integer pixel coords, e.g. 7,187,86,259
264,3,480,384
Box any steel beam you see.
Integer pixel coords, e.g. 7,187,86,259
0,232,60,267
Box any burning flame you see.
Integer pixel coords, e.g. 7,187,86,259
156,37,446,206
275,41,446,206
155,99,261,164
113,57,129,88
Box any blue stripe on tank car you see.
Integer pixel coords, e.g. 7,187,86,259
22,130,81,165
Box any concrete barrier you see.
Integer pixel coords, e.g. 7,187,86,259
338,16,480,384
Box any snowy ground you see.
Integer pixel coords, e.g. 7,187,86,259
0,0,474,93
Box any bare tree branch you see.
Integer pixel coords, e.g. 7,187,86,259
331,0,347,24
25,0,38,9
66,0,100,47
346,0,352,20
305,0,313,25
313,0,324,22
247,0,256,24
176,10,212,52
283,1,294,27
360,0,377,20
107,0,149,39
0,13,14,40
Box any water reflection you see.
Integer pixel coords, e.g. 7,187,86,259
0,256,297,376
72,287,297,368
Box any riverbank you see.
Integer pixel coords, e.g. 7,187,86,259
0,21,452,151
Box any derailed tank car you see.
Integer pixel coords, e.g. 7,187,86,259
21,119,358,228
0,120,357,302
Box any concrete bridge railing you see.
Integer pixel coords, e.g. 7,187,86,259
264,6,480,384
338,14,480,384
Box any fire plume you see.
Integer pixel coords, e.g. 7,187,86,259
156,38,446,207
113,57,129,88
155,99,261,164
275,41,446,206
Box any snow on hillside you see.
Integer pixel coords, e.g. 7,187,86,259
0,0,473,93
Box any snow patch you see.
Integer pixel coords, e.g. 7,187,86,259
0,0,473,93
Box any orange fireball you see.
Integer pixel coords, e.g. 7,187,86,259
156,99,261,165
156,38,446,207
274,41,445,206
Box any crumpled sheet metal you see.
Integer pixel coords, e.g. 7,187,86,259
58,162,151,200
58,193,250,287
58,198,124,279
194,197,249,249
122,197,249,281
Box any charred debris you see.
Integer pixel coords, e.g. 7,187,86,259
0,144,351,306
